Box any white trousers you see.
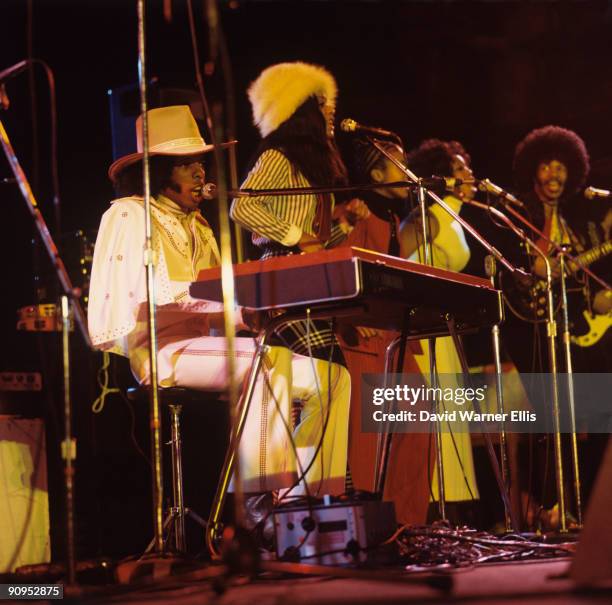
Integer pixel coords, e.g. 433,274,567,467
130,334,350,495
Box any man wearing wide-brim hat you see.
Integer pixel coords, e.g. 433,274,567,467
88,105,349,496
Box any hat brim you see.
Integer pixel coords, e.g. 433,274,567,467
108,140,237,181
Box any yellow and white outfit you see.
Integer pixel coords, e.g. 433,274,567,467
408,194,480,502
88,195,350,494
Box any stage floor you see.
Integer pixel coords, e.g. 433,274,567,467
64,558,611,605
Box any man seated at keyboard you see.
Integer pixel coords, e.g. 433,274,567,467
88,105,350,497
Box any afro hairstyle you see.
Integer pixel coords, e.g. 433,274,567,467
406,138,471,178
513,125,589,196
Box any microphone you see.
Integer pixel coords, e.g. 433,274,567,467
202,182,217,199
584,186,612,200
339,118,400,142
478,178,525,209
0,60,29,83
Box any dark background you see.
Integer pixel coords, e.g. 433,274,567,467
1,0,612,559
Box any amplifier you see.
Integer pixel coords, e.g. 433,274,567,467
16,305,65,332
0,416,50,572
273,500,397,566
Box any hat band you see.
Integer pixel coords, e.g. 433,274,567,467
149,136,206,153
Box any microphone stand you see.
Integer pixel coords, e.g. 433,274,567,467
186,0,243,558
484,254,513,532
465,199,569,532
1,105,92,584
136,0,165,556
495,198,596,530
499,200,588,529
417,168,447,521
558,248,582,528
495,197,612,531
229,180,417,198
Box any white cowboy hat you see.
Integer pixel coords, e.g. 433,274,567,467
108,105,236,181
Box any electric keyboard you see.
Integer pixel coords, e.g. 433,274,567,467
189,247,502,336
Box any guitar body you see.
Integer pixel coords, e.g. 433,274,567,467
571,309,612,348
501,270,546,322
503,240,611,323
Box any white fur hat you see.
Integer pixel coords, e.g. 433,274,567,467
248,62,337,138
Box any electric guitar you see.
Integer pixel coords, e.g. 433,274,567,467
570,308,612,347
504,240,612,325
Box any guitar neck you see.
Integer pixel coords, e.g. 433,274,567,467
575,240,612,268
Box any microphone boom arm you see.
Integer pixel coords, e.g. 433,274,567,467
229,180,416,198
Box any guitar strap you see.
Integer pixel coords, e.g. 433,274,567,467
587,220,601,248
559,215,585,254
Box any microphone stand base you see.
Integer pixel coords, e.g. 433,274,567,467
114,552,209,584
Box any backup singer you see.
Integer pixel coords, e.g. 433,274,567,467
88,105,349,495
345,138,411,257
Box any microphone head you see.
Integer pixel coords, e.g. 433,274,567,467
202,182,217,199
477,178,494,193
583,186,611,200
484,254,497,278
422,176,461,191
446,177,462,188
339,118,357,133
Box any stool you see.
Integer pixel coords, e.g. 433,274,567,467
127,386,225,554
